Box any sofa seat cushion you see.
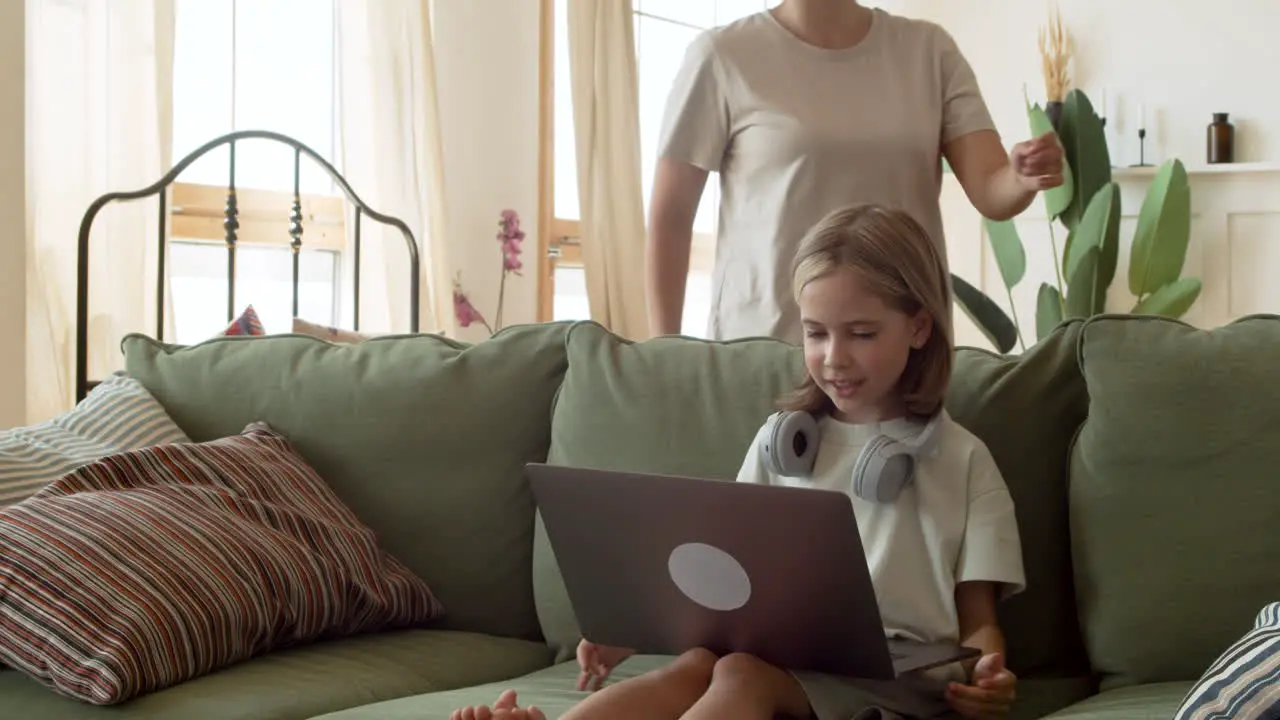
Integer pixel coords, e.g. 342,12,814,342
1070,315,1280,689
122,323,572,641
308,656,1093,720
1040,682,1194,719
0,629,553,720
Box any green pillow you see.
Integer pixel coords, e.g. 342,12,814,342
944,320,1092,678
533,322,805,661
1070,314,1280,689
123,324,572,642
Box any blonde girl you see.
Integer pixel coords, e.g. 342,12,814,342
452,204,1026,720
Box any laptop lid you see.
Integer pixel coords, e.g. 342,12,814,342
527,462,901,679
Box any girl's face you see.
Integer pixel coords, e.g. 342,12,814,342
798,266,932,424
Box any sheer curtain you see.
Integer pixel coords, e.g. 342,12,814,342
25,0,175,423
335,0,453,336
566,0,650,340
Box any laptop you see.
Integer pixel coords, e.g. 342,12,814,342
527,462,979,680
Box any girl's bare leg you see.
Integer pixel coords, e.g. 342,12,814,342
681,653,813,720
559,648,717,720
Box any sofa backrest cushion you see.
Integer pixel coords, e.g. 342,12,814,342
122,324,572,641
533,322,805,661
1070,314,1280,690
945,320,1092,678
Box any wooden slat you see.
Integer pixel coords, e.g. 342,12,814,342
550,228,716,275
170,182,345,251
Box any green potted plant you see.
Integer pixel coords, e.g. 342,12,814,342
954,89,1202,353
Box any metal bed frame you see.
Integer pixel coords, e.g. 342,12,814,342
74,129,421,403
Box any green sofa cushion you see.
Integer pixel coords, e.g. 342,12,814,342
1070,314,1280,689
122,324,572,641
0,630,553,720
533,322,806,661
308,656,1093,720
943,320,1091,678
1039,682,1194,719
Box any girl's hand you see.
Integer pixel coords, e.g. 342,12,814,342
945,652,1017,719
575,639,635,692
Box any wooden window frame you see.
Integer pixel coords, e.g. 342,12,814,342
169,181,346,252
536,0,560,322
536,0,724,323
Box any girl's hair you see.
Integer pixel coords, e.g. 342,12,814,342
778,203,954,419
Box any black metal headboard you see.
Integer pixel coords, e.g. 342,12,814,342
75,129,421,403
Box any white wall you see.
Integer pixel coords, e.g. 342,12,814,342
433,0,542,342
0,0,24,428
906,0,1280,351
920,0,1279,166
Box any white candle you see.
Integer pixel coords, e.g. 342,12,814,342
1140,103,1148,129
1101,88,1108,118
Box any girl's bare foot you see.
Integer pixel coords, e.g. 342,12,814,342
449,689,546,720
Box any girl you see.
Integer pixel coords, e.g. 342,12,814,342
450,204,1026,720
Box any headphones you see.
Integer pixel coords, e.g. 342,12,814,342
757,410,945,503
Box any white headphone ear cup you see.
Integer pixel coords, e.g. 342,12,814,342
759,411,820,477
852,436,914,503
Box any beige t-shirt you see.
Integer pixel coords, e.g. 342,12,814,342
735,410,1026,657
657,9,995,344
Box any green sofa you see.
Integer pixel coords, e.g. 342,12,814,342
4,314,1276,719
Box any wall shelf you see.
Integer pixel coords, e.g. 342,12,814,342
1112,161,1280,178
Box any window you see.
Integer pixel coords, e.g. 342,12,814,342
541,0,770,336
169,0,342,343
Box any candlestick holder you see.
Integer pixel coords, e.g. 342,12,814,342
1131,127,1152,167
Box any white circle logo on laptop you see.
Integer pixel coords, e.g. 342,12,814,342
667,542,751,612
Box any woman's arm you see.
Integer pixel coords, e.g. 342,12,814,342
646,157,710,337
943,129,1063,221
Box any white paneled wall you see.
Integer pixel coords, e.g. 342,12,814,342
946,165,1280,352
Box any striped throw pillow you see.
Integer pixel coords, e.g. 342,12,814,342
0,422,445,705
0,373,190,506
1174,602,1280,719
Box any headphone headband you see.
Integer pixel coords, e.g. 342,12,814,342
906,410,946,458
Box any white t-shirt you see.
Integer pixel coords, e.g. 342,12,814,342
736,410,1025,648
657,9,995,344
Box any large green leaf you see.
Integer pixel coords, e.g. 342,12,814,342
1058,90,1112,231
984,218,1026,289
1035,283,1064,341
1128,159,1192,297
1065,246,1100,319
1132,278,1202,318
1027,101,1075,220
952,273,1019,353
1063,183,1121,312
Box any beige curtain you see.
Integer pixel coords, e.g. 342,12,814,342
566,0,650,340
25,0,175,423
335,0,453,336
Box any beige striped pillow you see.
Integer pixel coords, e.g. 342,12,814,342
0,422,444,705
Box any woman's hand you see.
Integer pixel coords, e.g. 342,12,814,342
576,639,635,692
945,652,1017,719
1009,131,1065,192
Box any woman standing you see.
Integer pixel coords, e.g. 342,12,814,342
646,0,1063,343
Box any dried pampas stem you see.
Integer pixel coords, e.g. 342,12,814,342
1038,4,1073,102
